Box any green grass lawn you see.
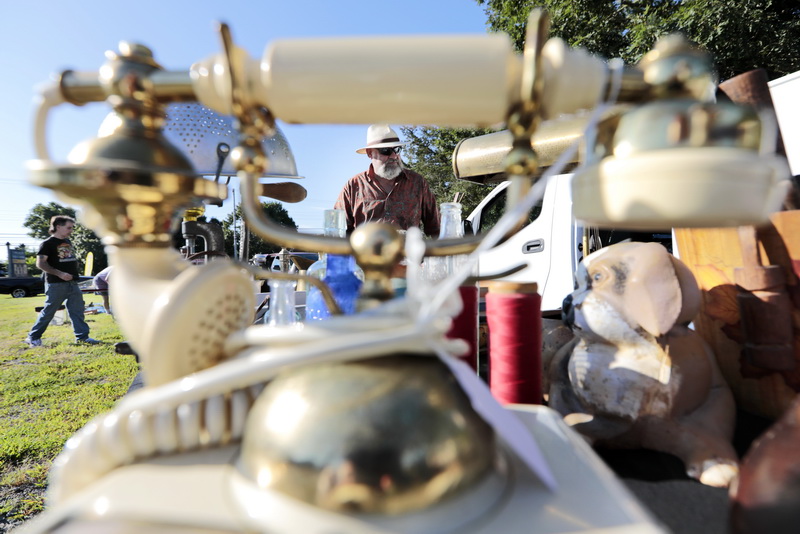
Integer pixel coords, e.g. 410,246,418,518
0,294,137,527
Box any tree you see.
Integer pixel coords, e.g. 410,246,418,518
22,202,107,274
23,202,75,241
401,126,497,218
25,254,41,276
475,0,800,80
478,0,628,56
221,202,298,259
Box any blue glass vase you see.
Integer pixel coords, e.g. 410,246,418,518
305,254,362,320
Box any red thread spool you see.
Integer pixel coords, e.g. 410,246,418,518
446,284,479,372
486,281,542,404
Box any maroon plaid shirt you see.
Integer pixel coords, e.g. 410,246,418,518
334,166,440,236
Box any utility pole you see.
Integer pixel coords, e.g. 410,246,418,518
239,223,249,262
232,189,238,259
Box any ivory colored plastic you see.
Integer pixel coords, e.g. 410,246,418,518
191,34,609,127
572,147,791,229
109,247,255,387
22,406,666,534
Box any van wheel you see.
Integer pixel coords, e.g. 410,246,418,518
11,288,28,298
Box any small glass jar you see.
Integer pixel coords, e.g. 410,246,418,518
266,279,297,326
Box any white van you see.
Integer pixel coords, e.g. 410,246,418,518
466,173,672,316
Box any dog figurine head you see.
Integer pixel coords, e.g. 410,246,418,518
550,241,738,487
564,242,701,339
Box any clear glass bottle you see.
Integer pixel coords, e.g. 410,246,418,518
439,202,464,240
264,279,297,326
424,201,466,282
305,209,346,283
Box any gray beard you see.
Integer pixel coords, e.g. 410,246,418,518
373,160,403,180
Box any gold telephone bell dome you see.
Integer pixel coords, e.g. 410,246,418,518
237,354,497,515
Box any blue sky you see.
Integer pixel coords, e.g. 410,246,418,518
0,0,490,261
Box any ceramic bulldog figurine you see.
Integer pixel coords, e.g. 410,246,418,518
547,241,739,487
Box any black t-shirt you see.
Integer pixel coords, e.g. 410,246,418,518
38,236,80,284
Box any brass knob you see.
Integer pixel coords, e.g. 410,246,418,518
638,34,715,100
350,223,405,303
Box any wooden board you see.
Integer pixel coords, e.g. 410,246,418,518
674,211,800,420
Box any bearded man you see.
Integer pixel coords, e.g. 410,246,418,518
334,124,440,236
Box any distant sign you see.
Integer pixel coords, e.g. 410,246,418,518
8,248,28,277
9,249,25,261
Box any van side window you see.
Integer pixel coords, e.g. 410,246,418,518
598,229,673,254
477,189,543,234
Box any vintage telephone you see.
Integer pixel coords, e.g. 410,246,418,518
21,10,790,533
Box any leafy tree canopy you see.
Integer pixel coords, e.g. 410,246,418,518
22,202,107,274
476,0,800,81
401,126,496,218
23,202,76,241
221,202,298,259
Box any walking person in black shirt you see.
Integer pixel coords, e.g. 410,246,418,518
25,215,99,347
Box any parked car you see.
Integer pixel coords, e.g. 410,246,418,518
270,252,319,273
0,275,94,298
251,251,319,273
0,276,45,298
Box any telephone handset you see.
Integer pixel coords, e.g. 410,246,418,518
136,260,255,386
107,248,256,387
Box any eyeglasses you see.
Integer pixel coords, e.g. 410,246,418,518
376,146,401,156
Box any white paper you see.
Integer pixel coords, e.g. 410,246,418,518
436,347,557,491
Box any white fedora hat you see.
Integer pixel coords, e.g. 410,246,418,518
356,124,407,154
